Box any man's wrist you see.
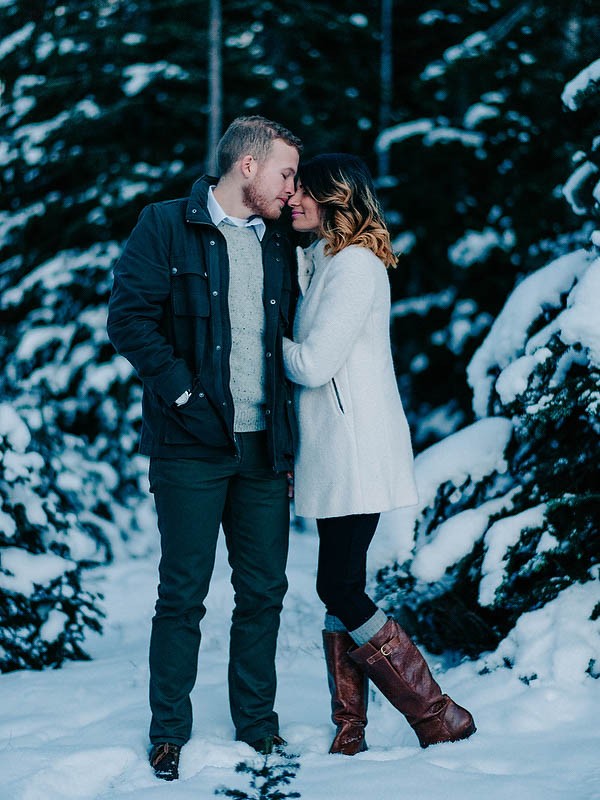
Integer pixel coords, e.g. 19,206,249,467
173,389,192,407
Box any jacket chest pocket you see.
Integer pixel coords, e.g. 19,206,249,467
170,258,210,317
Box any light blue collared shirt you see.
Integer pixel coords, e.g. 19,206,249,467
207,186,266,241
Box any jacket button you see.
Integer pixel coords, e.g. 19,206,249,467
287,399,292,405
216,345,222,351
192,208,197,213
199,392,205,398
212,290,218,296
265,351,272,358
275,257,281,262
270,299,276,305
210,240,216,245
222,401,227,407
171,267,178,274
265,409,271,415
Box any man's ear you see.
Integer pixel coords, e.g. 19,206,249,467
240,154,255,178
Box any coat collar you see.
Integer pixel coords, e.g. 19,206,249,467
185,175,289,244
185,175,216,224
297,239,325,295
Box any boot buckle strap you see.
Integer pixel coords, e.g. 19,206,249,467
366,641,394,664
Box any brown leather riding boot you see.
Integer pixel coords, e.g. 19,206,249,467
323,631,368,755
349,618,476,748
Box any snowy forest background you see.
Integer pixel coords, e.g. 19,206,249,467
0,0,598,686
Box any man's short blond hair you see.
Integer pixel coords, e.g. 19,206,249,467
216,115,302,176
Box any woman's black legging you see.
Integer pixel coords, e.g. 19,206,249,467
316,513,380,632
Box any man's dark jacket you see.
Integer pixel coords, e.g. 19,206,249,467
107,176,297,471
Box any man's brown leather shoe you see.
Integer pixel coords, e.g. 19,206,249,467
149,742,181,780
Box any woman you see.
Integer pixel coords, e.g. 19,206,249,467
283,154,476,755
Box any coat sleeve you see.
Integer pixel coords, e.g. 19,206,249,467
107,204,193,405
282,248,376,388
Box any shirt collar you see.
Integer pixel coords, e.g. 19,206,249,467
207,185,266,241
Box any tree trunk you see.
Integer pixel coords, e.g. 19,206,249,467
378,0,393,179
206,0,223,175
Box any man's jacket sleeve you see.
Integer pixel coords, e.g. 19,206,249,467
107,204,193,406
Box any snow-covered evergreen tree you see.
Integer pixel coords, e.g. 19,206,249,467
0,241,156,671
0,1,164,669
380,0,600,448
374,59,600,674
0,403,105,670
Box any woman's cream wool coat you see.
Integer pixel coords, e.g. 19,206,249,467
283,240,419,519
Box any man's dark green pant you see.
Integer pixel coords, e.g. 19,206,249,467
148,432,289,746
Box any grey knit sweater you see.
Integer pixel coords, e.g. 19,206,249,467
218,221,267,432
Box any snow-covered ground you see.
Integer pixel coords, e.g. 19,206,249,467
0,524,598,800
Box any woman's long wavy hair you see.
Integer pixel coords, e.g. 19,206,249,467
298,153,397,268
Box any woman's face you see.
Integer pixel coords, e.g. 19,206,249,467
288,182,323,233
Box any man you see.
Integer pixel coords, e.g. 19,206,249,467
107,116,302,781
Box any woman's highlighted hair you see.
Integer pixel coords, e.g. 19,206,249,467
298,154,397,268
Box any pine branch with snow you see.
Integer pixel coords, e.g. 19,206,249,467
215,754,301,800
0,404,105,671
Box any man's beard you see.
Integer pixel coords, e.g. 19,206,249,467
242,175,282,220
